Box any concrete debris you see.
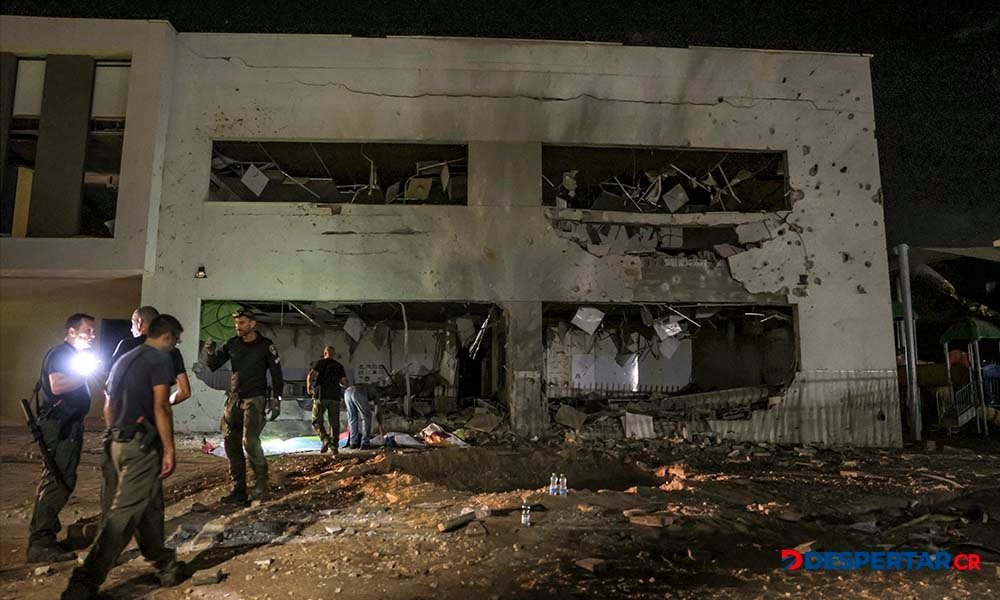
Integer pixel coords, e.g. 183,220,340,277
555,404,588,432
465,521,488,537
33,565,54,577
849,520,879,534
438,511,476,533
575,558,609,573
254,558,274,568
624,412,655,440
735,220,775,244
778,511,803,523
324,525,344,535
464,412,500,433
713,243,744,258
628,513,676,528
571,306,605,335
192,568,224,586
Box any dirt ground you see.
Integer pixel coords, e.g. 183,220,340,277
1,425,999,599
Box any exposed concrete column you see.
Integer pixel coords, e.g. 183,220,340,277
501,301,547,437
0,52,17,234
28,55,94,237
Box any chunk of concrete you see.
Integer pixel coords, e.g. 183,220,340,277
191,568,223,586
438,512,476,533
735,221,775,244
575,558,608,573
555,404,588,432
713,243,744,258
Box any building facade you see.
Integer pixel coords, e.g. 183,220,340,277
0,16,900,445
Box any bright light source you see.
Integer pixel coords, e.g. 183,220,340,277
195,266,207,279
70,352,100,376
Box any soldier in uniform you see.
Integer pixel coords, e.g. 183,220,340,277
305,345,348,454
62,315,186,599
26,313,97,564
204,310,283,504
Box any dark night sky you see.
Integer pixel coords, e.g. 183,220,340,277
3,1,998,247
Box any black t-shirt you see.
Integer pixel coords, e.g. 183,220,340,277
112,335,185,376
207,334,284,399
312,358,346,399
106,345,175,428
38,343,92,420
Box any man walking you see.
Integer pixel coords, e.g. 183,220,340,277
204,310,283,504
26,314,97,563
305,345,347,454
62,315,186,598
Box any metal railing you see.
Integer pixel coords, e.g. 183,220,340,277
544,382,684,400
941,383,978,432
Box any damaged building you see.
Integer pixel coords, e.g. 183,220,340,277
1,16,899,446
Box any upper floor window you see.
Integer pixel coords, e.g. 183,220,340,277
542,145,788,214
2,56,129,238
209,141,468,205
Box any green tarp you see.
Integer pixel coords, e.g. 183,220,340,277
940,317,1000,344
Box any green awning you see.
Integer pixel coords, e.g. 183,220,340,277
200,301,244,342
940,317,1000,344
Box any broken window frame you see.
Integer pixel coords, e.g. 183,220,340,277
208,141,469,205
542,144,789,215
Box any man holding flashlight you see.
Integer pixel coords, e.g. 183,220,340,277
204,310,283,504
26,313,97,563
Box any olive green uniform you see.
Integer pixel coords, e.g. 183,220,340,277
207,335,283,495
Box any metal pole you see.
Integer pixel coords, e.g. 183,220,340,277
897,243,922,440
973,340,989,436
969,342,981,434
942,342,952,430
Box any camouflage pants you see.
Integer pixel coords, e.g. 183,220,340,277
68,437,178,590
222,394,268,492
28,417,82,548
311,397,340,444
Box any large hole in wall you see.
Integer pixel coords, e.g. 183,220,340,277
543,302,798,403
542,145,788,214
194,300,504,419
208,141,468,205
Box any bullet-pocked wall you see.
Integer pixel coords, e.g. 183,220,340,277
134,34,898,444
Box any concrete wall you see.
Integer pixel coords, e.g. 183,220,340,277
0,19,900,444
142,34,896,443
0,276,141,423
0,16,175,277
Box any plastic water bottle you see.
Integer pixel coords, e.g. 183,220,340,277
558,473,568,496
521,504,531,527
548,473,558,495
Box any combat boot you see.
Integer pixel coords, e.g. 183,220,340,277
253,483,271,502
27,543,76,563
158,560,188,586
219,488,249,507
